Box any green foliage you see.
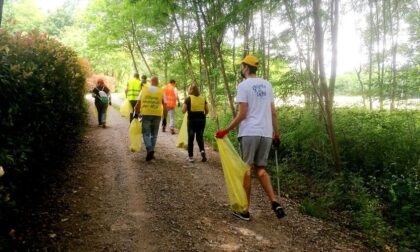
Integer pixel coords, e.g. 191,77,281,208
2,0,45,33
0,30,87,224
274,107,419,249
300,198,329,219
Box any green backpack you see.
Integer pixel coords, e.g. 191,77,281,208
97,88,109,105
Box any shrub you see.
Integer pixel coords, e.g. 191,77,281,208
0,30,87,234
275,107,419,249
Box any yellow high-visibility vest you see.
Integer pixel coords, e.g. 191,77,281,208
140,86,163,116
190,95,205,112
127,79,141,101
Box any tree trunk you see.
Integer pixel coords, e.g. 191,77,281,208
313,0,341,171
374,0,383,110
390,0,400,110
193,0,219,129
232,24,238,82
0,0,4,28
267,0,272,80
328,0,340,108
368,0,374,110
243,9,251,58
172,13,198,85
283,0,317,90
260,6,266,79
380,0,387,110
126,40,139,74
213,39,237,117
130,19,152,76
356,66,367,108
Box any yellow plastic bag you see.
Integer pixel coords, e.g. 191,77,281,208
120,99,132,117
216,137,250,213
176,113,188,149
129,119,142,152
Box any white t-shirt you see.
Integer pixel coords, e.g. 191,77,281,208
137,86,166,103
235,78,274,138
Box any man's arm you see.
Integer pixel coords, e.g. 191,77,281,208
134,92,142,114
182,103,188,113
176,89,180,103
271,102,278,135
134,100,141,114
225,102,248,132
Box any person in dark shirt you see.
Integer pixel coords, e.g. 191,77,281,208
182,85,209,162
92,79,111,128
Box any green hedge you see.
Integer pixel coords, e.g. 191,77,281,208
0,31,87,232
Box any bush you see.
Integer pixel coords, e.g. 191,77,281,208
0,30,87,237
275,107,419,249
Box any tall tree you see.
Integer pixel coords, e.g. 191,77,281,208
0,0,4,27
313,0,341,171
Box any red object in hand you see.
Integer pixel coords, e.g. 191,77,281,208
272,133,280,150
216,129,229,138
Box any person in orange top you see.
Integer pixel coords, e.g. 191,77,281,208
162,79,180,134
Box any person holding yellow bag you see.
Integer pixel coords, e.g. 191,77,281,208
216,55,285,221
182,85,209,162
133,76,165,161
125,73,142,122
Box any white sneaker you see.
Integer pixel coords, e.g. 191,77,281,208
187,156,195,162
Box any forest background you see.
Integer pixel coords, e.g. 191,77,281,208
0,0,419,249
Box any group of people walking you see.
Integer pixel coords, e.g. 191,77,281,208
92,55,285,221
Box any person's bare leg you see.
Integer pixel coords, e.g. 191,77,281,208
243,169,252,210
256,166,277,202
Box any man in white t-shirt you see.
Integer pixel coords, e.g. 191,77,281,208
216,55,285,221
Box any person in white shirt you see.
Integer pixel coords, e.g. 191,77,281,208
216,55,285,221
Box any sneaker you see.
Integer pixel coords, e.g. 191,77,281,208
232,211,250,221
102,123,106,128
170,128,175,135
187,156,194,163
150,151,155,160
272,201,286,219
146,151,153,161
201,151,207,162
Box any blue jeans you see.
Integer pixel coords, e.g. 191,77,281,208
142,115,161,152
95,101,108,125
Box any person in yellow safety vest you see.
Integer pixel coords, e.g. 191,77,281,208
133,76,165,161
125,73,142,122
182,85,209,163
162,79,180,134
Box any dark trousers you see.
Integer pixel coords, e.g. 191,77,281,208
129,100,137,122
162,107,168,128
95,101,108,125
187,118,206,157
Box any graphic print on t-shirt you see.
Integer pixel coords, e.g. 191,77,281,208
252,84,267,97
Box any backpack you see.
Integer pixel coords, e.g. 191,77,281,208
97,88,109,105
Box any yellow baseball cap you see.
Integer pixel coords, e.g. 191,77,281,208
241,55,259,67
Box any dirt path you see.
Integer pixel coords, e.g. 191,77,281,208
37,101,369,251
